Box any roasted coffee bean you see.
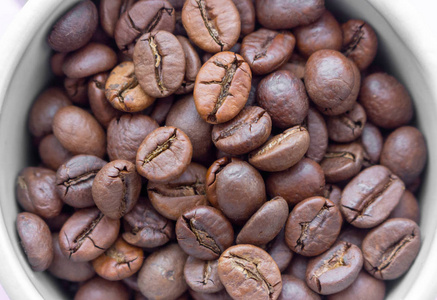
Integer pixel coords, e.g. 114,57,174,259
284,254,309,281
389,190,420,224
150,96,174,125
100,0,135,38
51,52,67,77
241,29,296,75
138,243,188,300
207,158,266,224
279,275,321,300
39,134,73,170
256,0,325,29
16,167,63,219
194,52,252,124
92,236,144,280
64,77,89,106
218,244,282,300
294,10,342,58
166,94,213,162
182,0,240,53
134,31,186,98
122,197,174,248
327,270,386,300
266,158,325,206
92,160,141,219
279,53,307,79
148,163,207,220
304,107,328,163
361,122,383,167
327,103,366,143
56,155,107,208
59,207,120,262
341,165,405,228
232,0,255,37
53,106,106,158
342,20,378,71
75,277,130,300
184,257,224,293
48,0,98,52
115,0,176,56
28,87,72,139
88,72,122,128
305,49,360,116
105,61,156,112
176,36,202,94
285,197,342,257
249,126,310,172
265,227,293,272
48,233,95,282
306,241,363,295
323,184,342,207
320,142,364,183
337,225,369,249
359,72,413,129
380,126,427,185
362,218,421,280
237,197,289,246
212,106,272,155
257,70,309,128
16,212,53,272
136,126,193,182
176,205,234,260
107,114,159,163
63,43,117,79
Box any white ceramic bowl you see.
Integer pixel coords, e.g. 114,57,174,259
1,0,437,299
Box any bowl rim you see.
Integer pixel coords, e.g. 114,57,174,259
0,0,437,299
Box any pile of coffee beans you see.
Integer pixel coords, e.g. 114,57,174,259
16,0,427,299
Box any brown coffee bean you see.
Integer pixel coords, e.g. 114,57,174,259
53,106,106,158
100,0,135,38
105,61,156,112
64,77,89,106
182,0,240,53
249,126,310,172
232,0,255,37
184,257,224,293
138,244,188,300
136,126,193,182
362,218,421,280
218,244,282,300
279,275,321,300
134,31,186,98
59,207,120,262
323,184,342,207
285,197,342,257
75,277,130,300
92,236,144,280
341,165,405,228
327,103,367,143
92,160,141,219
122,197,174,248
176,36,202,94
56,155,107,208
389,190,420,224
39,134,73,170
279,53,306,79
265,227,293,272
194,51,252,124
237,197,289,246
212,106,272,155
16,167,63,219
48,0,98,52
304,107,328,163
148,162,207,220
241,29,296,75
176,206,234,260
16,212,53,271
50,52,67,77
361,122,383,167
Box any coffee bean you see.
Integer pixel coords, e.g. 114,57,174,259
100,0,135,38
285,197,342,257
362,218,421,280
232,0,255,37
59,207,120,262
48,0,98,52
323,184,342,207
218,244,282,300
194,51,252,124
304,107,328,163
361,122,383,167
279,275,321,300
176,36,202,94
105,61,156,112
56,155,107,208
75,277,130,300
92,159,141,219
249,126,310,172
39,134,73,171
327,103,367,143
279,53,307,79
337,225,369,249
389,190,420,224
284,254,309,281
305,50,360,116
134,31,186,98
241,29,296,75
50,52,67,77
184,257,224,293
64,77,89,106
341,165,405,228
256,70,309,128
16,212,53,271
182,0,240,53
265,227,293,272
212,106,272,155
136,126,193,182
306,241,363,295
